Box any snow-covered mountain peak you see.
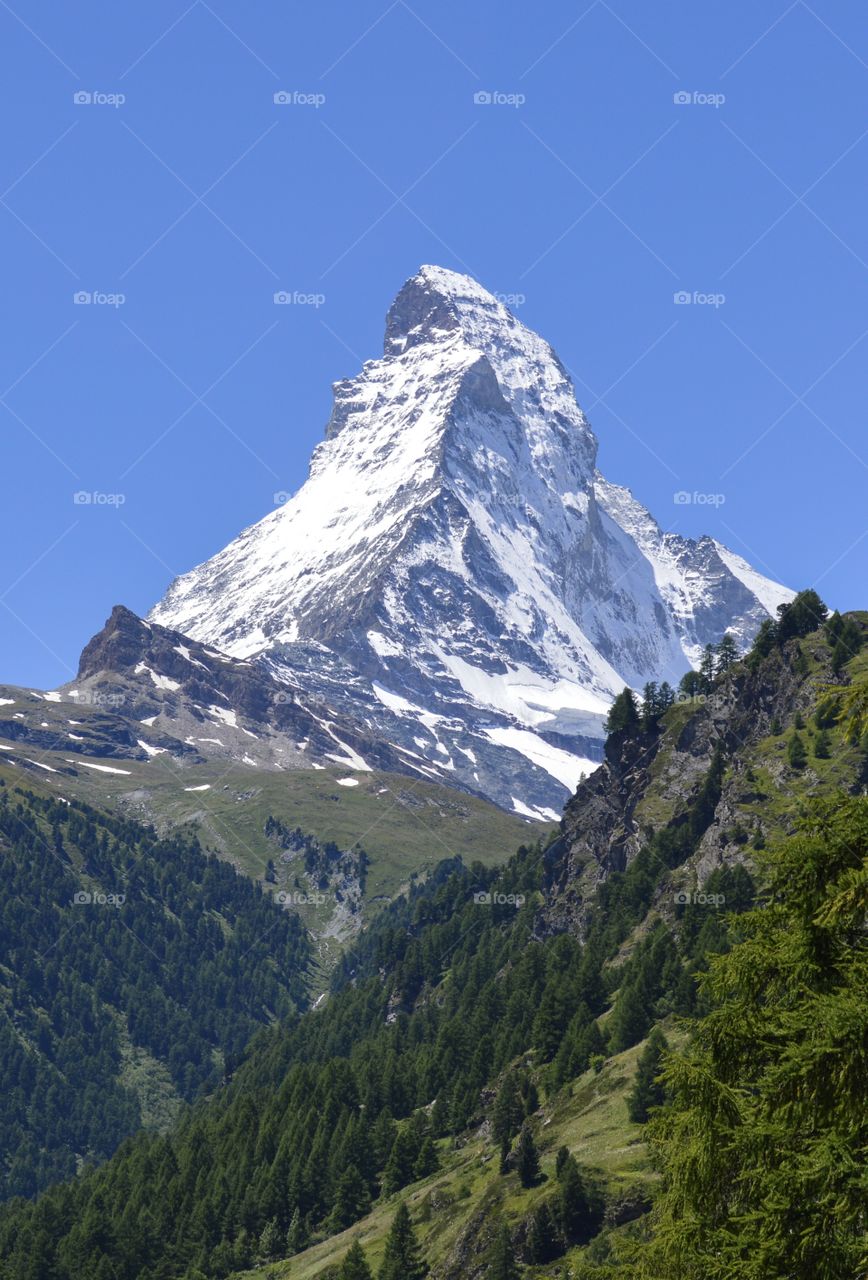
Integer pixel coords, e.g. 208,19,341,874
150,266,793,815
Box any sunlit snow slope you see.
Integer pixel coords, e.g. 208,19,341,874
151,266,793,816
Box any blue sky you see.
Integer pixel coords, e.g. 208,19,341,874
1,0,866,688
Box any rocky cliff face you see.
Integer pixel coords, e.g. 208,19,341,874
150,265,793,816
542,617,866,936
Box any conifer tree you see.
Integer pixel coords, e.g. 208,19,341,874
699,644,716,692
258,1217,282,1261
787,732,807,769
515,1121,541,1188
330,1164,371,1231
556,1152,602,1244
626,1027,669,1123
491,1072,523,1147
642,796,868,1280
813,728,831,759
525,1199,561,1263
607,980,650,1054
378,1202,427,1280
486,1217,519,1280
715,632,739,673
340,1238,373,1280
606,687,640,735
412,1137,439,1180
286,1206,308,1255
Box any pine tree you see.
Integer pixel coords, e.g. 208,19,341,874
642,795,868,1280
491,1072,522,1147
515,1121,541,1188
330,1164,371,1231
813,728,831,759
486,1218,519,1280
378,1202,427,1280
412,1137,439,1180
286,1206,308,1255
626,1027,668,1123
657,681,675,712
606,687,640,736
607,980,649,1054
715,632,739,673
787,732,807,769
258,1217,282,1261
699,644,716,692
776,589,828,642
525,1199,561,1263
641,682,660,727
556,1152,602,1244
340,1238,373,1280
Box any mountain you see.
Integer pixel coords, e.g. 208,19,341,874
0,607,536,957
151,265,793,819
1,599,864,1279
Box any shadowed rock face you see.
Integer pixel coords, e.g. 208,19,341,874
148,266,793,816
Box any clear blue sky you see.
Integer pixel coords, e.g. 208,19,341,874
1,1,866,688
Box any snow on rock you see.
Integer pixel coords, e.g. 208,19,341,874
151,265,793,814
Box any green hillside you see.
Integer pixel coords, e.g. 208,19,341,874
0,595,865,1279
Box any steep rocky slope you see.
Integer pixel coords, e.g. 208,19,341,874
151,266,793,816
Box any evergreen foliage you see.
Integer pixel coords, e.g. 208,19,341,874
642,797,868,1280
606,687,640,736
626,1028,669,1123
0,788,309,1200
378,1202,427,1280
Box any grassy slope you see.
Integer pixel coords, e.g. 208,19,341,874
231,1032,665,1280
0,753,541,936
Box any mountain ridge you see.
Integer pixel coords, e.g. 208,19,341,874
150,265,793,815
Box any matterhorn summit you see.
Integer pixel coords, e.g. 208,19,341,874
151,266,793,817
